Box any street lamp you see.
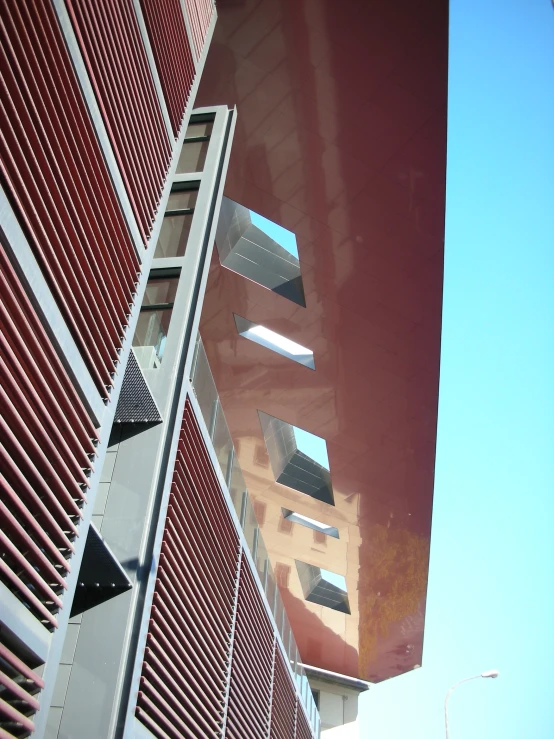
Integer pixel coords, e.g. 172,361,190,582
444,670,499,738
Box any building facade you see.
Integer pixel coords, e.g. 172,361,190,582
0,1,448,738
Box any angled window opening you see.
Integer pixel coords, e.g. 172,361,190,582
215,197,306,307
258,411,334,505
282,509,339,539
295,560,350,614
234,314,315,369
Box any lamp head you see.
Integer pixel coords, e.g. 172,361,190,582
481,670,499,679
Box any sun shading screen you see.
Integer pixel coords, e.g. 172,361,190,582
215,198,306,307
258,412,334,505
295,561,350,614
234,315,315,369
0,638,44,737
282,510,339,539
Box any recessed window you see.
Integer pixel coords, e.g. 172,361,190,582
295,561,350,614
175,115,214,174
281,509,339,539
132,271,179,369
258,411,334,505
215,197,306,307
234,314,315,369
154,184,199,259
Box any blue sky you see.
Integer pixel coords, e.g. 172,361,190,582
249,209,300,258
361,1,554,738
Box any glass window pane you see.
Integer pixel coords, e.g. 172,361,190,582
154,215,193,258
166,189,198,211
133,309,172,368
191,342,219,427
132,277,179,368
143,277,179,306
265,565,276,614
241,495,257,555
176,141,209,173
229,460,245,520
212,407,233,480
254,534,269,587
185,121,213,138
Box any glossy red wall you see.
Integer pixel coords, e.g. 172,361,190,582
196,0,448,682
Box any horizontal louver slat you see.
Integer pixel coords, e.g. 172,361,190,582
136,400,238,738
0,0,139,397
66,0,171,243
0,640,44,738
183,0,214,60
140,0,196,135
0,246,96,635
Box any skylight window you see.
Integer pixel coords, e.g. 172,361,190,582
295,561,350,614
215,197,306,307
282,509,339,539
248,211,299,258
258,411,334,505
234,315,315,369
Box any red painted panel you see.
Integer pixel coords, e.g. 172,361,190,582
0,0,140,397
0,245,97,632
196,0,448,681
66,0,172,244
184,0,214,60
140,0,196,135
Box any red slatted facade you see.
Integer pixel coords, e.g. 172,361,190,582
294,704,313,739
66,0,172,244
136,400,316,738
225,563,273,738
140,0,196,136
0,243,98,733
0,0,140,398
270,651,298,739
184,0,214,60
0,642,44,739
136,400,239,737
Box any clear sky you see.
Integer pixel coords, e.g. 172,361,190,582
360,1,554,738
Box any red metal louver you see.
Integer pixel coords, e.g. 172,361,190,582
136,400,317,738
0,0,139,398
225,561,274,738
140,0,196,135
0,244,97,631
0,640,44,738
136,400,239,737
270,650,298,739
66,0,172,243
184,0,214,60
294,701,313,739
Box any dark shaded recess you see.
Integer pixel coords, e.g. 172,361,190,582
71,525,132,617
272,274,306,307
278,451,334,506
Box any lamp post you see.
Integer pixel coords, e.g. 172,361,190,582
444,670,499,739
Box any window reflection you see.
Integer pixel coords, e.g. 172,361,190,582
132,276,179,369
155,215,193,258
175,116,213,174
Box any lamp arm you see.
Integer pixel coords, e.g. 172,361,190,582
444,675,481,739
